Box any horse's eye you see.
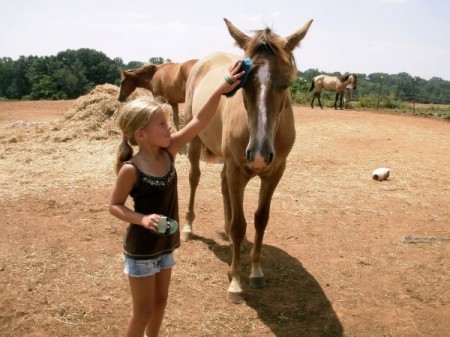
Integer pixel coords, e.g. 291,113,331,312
278,82,291,90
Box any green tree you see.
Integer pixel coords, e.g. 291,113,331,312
30,74,57,99
7,56,36,99
0,57,14,98
125,61,145,69
149,57,164,65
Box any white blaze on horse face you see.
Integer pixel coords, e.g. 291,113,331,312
256,61,270,144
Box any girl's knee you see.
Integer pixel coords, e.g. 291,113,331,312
133,304,154,322
154,294,168,308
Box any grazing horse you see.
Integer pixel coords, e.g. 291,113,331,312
182,18,313,303
118,59,198,130
310,74,358,109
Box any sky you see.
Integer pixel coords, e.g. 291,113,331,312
1,0,449,80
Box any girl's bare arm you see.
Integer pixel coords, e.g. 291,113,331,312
108,164,159,231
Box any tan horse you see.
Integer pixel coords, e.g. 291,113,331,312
182,18,313,303
310,74,358,109
118,59,198,130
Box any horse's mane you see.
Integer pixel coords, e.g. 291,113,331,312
338,74,351,82
127,64,158,77
246,28,297,76
338,74,357,82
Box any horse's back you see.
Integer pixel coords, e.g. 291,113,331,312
318,75,338,91
151,61,193,102
186,52,239,115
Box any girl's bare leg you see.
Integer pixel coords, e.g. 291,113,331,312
145,267,172,337
125,275,155,337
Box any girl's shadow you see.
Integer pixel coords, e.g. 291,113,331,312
193,233,343,337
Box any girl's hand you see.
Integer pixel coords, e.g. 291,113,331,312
220,61,245,94
141,214,161,232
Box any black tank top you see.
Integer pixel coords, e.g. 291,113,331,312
123,151,180,259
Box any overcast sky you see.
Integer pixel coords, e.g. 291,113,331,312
1,0,449,80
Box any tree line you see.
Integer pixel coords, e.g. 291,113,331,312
1,48,449,105
0,49,167,100
292,69,450,106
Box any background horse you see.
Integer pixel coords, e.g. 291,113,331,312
182,18,313,303
118,59,198,130
310,74,358,109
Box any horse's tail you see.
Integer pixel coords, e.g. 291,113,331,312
309,78,315,92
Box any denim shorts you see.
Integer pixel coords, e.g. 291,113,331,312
124,253,175,277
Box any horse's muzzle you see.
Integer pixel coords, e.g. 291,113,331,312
246,144,274,170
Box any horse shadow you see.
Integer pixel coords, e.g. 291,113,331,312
193,233,343,337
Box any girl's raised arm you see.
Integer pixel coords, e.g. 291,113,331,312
167,61,244,155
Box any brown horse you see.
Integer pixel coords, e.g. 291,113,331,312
310,74,358,109
182,18,313,303
118,59,198,130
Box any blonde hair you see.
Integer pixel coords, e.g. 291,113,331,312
115,96,171,174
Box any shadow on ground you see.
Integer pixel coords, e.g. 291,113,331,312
193,234,343,337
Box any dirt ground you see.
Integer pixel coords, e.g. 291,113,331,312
0,97,449,337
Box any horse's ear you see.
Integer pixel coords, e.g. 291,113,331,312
224,18,249,49
284,19,313,52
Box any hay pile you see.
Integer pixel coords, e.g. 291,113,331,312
49,84,154,142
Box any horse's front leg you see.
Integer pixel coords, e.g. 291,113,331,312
339,94,344,109
182,136,202,241
170,103,180,130
225,165,249,303
334,93,339,109
250,162,286,289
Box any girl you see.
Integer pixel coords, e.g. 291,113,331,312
109,61,244,337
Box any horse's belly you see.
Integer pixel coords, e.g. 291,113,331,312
199,120,223,157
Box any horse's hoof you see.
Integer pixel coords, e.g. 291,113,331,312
249,277,267,289
227,291,244,304
181,230,192,242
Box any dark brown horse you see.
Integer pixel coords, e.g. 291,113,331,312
310,74,358,109
118,59,198,130
182,18,313,303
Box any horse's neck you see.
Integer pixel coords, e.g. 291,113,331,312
133,67,158,90
337,76,352,91
342,76,353,86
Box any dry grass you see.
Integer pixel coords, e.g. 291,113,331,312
0,84,184,196
51,84,151,141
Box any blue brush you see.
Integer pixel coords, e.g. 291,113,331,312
224,57,252,97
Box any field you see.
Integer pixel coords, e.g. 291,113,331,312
0,92,449,336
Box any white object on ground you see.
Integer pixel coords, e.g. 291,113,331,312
372,167,390,181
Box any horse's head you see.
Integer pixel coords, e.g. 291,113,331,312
118,71,135,102
224,18,313,170
118,65,159,102
119,70,136,102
